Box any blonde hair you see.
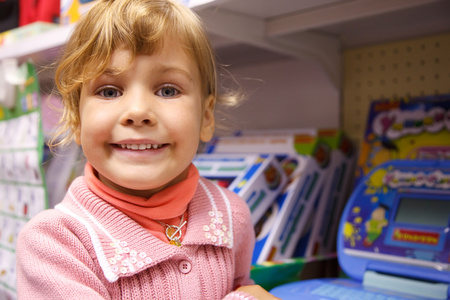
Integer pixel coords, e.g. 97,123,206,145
50,0,241,148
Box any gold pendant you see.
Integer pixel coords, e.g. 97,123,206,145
166,226,182,247
160,219,186,247
169,238,182,247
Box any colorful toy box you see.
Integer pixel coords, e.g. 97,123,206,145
303,129,356,257
193,153,287,225
355,93,450,186
252,154,324,263
204,129,337,262
60,0,98,25
206,129,329,167
270,160,450,300
0,21,58,47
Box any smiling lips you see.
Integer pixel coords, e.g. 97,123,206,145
118,144,165,150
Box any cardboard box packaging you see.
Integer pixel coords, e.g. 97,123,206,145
252,154,325,264
193,153,287,225
60,0,98,25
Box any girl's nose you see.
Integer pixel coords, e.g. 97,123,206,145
124,116,151,126
121,94,156,126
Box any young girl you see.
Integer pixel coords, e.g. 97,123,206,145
16,0,278,299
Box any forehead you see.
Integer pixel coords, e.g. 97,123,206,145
103,37,200,78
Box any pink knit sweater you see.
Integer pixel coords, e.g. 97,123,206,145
16,176,256,299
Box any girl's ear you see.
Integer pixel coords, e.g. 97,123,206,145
200,94,215,142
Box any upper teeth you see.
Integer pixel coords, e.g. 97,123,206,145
120,144,162,150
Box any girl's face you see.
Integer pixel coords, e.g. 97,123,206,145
76,37,215,198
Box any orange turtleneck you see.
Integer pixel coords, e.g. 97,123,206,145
84,162,199,243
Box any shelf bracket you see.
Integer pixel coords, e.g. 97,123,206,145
196,7,341,88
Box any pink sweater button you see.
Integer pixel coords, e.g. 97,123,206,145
178,260,192,274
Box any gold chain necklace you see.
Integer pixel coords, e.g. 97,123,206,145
154,215,187,247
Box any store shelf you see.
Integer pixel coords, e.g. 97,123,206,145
0,24,74,65
195,0,450,87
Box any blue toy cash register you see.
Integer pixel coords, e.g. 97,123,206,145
271,160,450,299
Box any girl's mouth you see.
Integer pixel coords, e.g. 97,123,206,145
116,144,165,150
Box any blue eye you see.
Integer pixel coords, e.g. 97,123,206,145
99,88,122,98
157,86,179,98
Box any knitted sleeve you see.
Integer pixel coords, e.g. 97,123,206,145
16,209,111,299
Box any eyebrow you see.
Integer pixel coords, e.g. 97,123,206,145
103,67,123,76
153,64,194,82
102,63,194,82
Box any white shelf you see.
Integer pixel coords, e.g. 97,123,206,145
0,24,74,64
195,0,450,87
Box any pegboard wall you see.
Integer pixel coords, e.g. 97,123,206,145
342,32,450,146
